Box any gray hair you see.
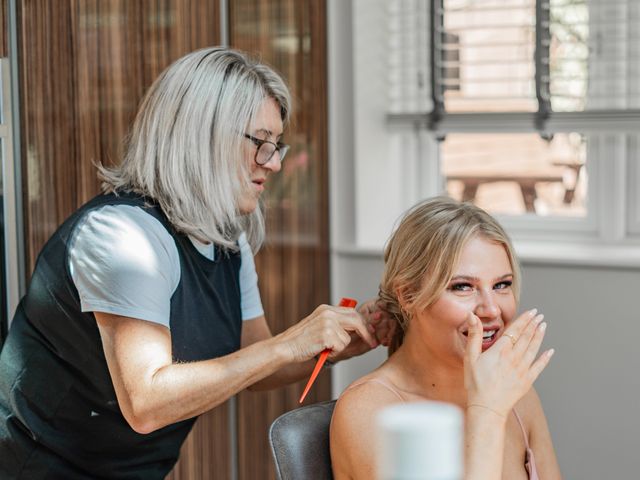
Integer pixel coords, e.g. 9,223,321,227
99,47,291,251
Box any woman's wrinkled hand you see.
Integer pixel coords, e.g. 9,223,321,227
464,309,554,418
328,299,394,362
358,299,396,347
275,304,378,363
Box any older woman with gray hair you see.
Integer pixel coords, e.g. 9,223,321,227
0,47,380,479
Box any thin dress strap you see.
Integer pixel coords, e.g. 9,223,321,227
513,408,540,480
341,377,406,402
330,378,406,436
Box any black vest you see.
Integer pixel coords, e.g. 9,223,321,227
0,192,242,479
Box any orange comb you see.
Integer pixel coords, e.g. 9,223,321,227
298,297,358,404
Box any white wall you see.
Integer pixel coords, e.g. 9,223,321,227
328,1,640,478
519,264,640,479
331,253,640,480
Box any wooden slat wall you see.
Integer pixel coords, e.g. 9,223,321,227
0,0,6,57
229,1,330,479
18,0,221,272
16,2,233,479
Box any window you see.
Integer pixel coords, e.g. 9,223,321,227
442,132,587,218
387,0,640,257
628,134,640,237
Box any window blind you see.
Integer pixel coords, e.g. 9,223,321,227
389,0,640,133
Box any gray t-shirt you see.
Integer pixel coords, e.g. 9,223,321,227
68,204,264,328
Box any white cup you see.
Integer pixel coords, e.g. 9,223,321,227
376,401,463,480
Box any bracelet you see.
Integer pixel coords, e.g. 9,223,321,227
466,404,505,419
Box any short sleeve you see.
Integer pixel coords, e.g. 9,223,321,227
238,233,264,320
68,205,181,328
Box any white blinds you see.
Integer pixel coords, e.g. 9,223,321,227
437,0,640,112
438,0,538,113
586,0,640,109
389,0,640,130
388,0,431,113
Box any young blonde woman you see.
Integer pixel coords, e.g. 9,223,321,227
331,197,562,480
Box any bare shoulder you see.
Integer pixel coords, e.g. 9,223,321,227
333,374,404,425
330,373,404,480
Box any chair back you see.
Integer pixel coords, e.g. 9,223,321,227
269,400,337,480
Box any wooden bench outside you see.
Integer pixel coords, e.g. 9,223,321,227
446,169,565,213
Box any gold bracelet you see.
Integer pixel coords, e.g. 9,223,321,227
466,404,505,419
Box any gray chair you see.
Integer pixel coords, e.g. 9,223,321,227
269,400,337,480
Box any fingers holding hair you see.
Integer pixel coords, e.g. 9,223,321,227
336,307,378,349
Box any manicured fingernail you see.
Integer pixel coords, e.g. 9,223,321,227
534,314,544,325
469,315,478,325
529,308,538,317
547,348,555,358
539,322,547,332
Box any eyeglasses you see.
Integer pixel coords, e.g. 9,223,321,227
243,134,290,166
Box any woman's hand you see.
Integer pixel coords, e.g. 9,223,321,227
274,304,378,363
464,309,554,418
327,299,393,362
358,299,396,347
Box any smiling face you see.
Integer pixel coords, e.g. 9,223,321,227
407,235,517,363
237,97,284,214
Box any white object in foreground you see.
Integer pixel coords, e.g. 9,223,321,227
376,401,463,480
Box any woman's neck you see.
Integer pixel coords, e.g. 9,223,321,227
388,338,467,408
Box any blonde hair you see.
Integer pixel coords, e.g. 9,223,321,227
99,47,291,252
379,197,521,355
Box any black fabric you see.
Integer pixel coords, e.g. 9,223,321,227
0,192,242,479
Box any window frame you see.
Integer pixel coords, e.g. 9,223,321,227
627,135,640,237
384,0,640,265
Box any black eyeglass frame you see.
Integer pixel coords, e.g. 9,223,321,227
243,133,290,166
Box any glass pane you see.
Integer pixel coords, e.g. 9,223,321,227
581,0,640,110
442,132,587,217
549,0,589,112
441,0,640,113
442,0,538,113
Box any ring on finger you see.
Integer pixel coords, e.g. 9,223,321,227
503,333,518,346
